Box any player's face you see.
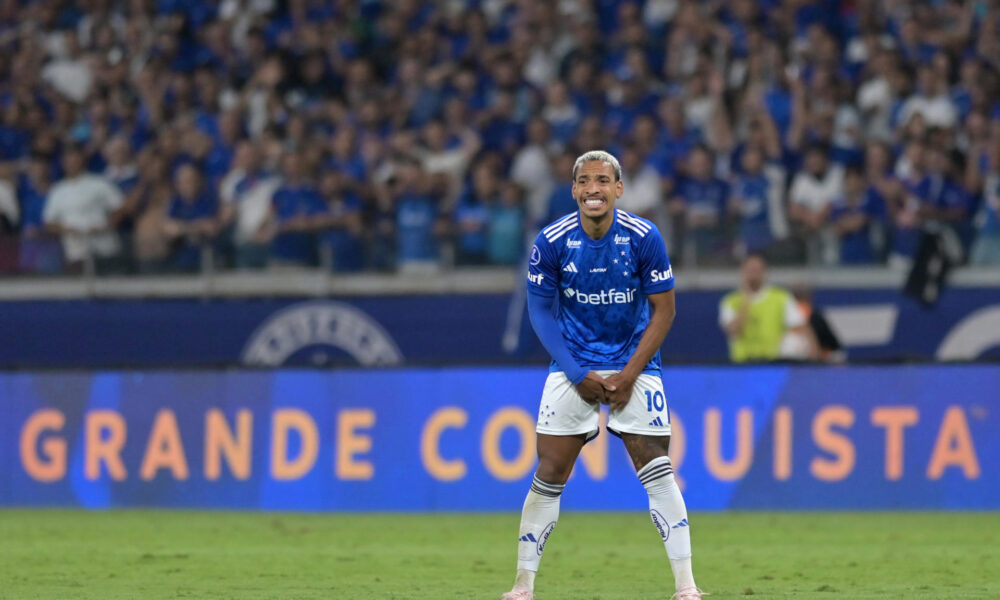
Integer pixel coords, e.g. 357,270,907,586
572,161,622,221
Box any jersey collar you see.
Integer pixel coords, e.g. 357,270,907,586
581,208,618,247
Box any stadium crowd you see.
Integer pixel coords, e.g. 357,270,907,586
0,0,999,275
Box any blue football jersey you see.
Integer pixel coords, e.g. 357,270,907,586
527,209,675,375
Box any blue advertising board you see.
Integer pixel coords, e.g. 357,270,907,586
2,366,996,510
1,289,999,368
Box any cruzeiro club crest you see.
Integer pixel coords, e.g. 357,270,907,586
241,301,404,367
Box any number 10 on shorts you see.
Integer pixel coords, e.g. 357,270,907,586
644,390,666,414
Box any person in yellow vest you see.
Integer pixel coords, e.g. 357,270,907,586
718,254,814,362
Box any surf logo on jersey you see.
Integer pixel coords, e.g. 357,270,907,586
614,234,631,244
566,239,581,248
565,287,636,304
650,267,673,283
530,245,541,265
527,272,545,285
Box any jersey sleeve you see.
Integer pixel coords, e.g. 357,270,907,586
637,224,675,294
525,231,559,297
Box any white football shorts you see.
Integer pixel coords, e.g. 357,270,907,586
535,369,671,439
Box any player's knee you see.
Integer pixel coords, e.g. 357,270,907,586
625,434,670,471
535,459,573,485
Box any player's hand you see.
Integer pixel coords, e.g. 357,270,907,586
575,371,612,405
602,372,635,412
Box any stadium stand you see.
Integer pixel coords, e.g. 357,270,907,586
0,0,998,278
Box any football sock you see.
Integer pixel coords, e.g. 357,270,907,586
638,456,696,590
511,474,565,591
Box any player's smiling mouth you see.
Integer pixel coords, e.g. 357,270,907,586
583,196,604,208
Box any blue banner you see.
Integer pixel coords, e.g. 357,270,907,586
2,366,996,510
1,289,1000,368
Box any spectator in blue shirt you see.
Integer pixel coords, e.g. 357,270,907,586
831,167,884,265
652,97,701,180
316,170,365,272
729,147,777,255
970,148,1000,265
480,90,525,158
327,127,367,196
918,145,972,246
540,151,579,227
488,181,526,265
453,162,497,266
0,102,29,161
541,81,581,145
890,140,927,264
393,161,444,272
269,151,326,266
163,163,219,272
670,145,730,264
102,136,143,262
16,154,62,274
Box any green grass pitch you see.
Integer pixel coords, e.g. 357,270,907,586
1,510,997,599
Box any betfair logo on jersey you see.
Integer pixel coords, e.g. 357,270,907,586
527,272,545,285
564,287,636,304
650,267,673,283
614,234,631,244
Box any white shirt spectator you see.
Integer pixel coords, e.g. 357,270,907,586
619,162,662,217
43,174,123,261
643,0,680,28
0,178,17,227
221,170,281,244
420,130,480,208
523,46,558,89
41,57,93,103
856,77,894,140
789,166,844,213
898,93,957,130
510,144,555,223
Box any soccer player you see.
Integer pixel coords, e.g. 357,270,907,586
502,150,701,600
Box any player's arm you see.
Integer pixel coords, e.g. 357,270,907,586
603,224,676,410
603,290,675,411
525,238,612,404
526,293,612,403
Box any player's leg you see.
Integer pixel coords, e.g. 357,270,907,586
622,433,699,597
506,434,584,596
608,374,699,598
503,433,585,600
503,372,598,599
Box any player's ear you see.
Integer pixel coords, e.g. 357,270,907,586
616,179,623,197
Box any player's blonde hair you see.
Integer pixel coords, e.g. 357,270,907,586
572,150,621,182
